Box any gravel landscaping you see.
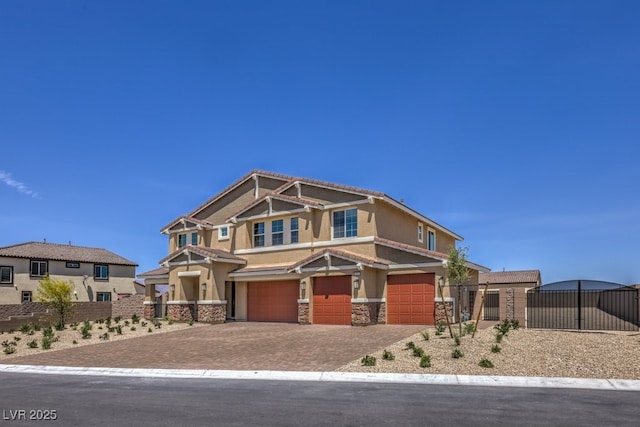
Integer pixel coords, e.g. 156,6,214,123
338,324,640,380
0,318,205,361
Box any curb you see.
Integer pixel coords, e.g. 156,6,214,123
1,364,639,391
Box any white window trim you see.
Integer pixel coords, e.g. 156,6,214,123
332,208,358,240
218,225,230,241
253,221,266,247
94,264,109,280
190,231,199,246
0,266,13,284
418,223,424,243
30,260,48,277
177,233,187,248
271,219,284,246
427,227,436,251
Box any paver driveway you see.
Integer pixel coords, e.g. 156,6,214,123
5,322,424,371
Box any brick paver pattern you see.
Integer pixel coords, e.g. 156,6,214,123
5,323,424,371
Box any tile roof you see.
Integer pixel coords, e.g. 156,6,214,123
159,245,246,265
137,266,169,277
373,237,449,260
478,270,541,285
0,242,137,266
288,248,385,272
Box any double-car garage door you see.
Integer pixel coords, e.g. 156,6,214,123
387,273,435,325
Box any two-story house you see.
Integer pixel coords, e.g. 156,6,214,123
141,170,488,325
0,241,138,304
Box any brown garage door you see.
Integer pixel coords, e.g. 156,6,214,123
387,273,435,325
313,276,352,325
247,281,299,322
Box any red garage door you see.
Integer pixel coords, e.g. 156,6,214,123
387,273,435,325
247,281,299,322
313,276,352,325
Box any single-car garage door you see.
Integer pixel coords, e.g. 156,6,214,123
387,273,435,325
313,276,352,325
247,281,299,322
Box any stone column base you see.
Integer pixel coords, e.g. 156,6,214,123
298,302,310,325
435,301,454,325
143,303,156,320
197,303,226,323
168,304,194,322
352,302,380,326
377,301,386,325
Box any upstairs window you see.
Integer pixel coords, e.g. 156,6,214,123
95,264,109,280
0,266,13,284
418,224,424,243
218,225,229,241
427,229,436,251
333,208,358,239
30,260,48,277
253,222,265,247
290,217,299,244
271,219,284,246
191,232,198,246
177,233,187,248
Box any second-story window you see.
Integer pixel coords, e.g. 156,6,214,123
191,232,198,246
30,260,48,277
290,217,299,244
95,264,109,280
271,219,284,245
418,224,424,243
177,233,187,248
218,225,229,241
427,229,436,251
0,266,13,284
253,222,265,247
333,208,358,239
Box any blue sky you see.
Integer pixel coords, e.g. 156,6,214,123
1,1,639,284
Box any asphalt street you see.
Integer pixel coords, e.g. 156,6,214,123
0,372,638,426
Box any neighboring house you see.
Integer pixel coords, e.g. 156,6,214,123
0,241,138,304
476,270,541,324
140,170,489,325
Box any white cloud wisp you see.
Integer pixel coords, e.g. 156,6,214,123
0,171,41,199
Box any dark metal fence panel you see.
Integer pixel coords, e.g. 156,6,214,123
527,287,639,331
483,291,499,321
154,304,168,319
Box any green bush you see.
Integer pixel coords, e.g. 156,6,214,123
361,355,377,367
412,347,425,358
147,328,152,333
114,316,122,324
131,314,140,324
80,321,93,339
19,323,32,334
419,355,431,368
130,326,136,331
27,340,38,349
495,333,503,344
491,345,501,353
99,333,109,340
72,340,78,345
494,319,513,336
382,349,395,361
115,325,123,335
453,333,461,346
421,331,430,341
463,322,475,336
510,319,520,330
479,358,494,368
435,322,445,336
41,336,53,350
188,320,194,326
405,341,416,350
2,340,17,354
452,349,464,359
124,320,130,326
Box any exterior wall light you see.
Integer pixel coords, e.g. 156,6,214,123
353,278,360,289
300,280,306,291
201,283,207,292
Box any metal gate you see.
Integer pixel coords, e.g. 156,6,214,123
483,291,499,321
527,281,639,331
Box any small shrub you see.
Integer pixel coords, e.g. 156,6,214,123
188,320,194,326
405,341,416,350
412,347,425,358
72,340,78,345
105,317,112,328
168,319,174,325
382,349,395,361
98,326,103,330
97,319,105,324
147,328,152,333
479,358,494,368
54,320,65,331
421,331,430,341
453,333,461,346
19,323,32,334
108,327,116,333
8,329,15,333
163,315,169,321
130,326,136,331
435,322,445,336
114,316,122,324
3,345,16,355
463,322,475,336
494,319,512,336
141,321,147,327
152,319,162,329
510,319,520,330
13,336,21,342
33,324,41,331
419,355,431,368
495,333,503,344
41,336,53,350
115,325,123,335
361,355,377,367
27,340,38,349
452,349,464,359
99,333,109,340
42,326,56,341
491,345,502,353
124,320,130,326
131,314,140,324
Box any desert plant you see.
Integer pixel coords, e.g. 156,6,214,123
19,323,32,334
495,333,503,344
463,322,475,336
453,333,461,346
452,349,464,359
421,331,430,341
33,324,41,332
108,327,116,333
116,325,123,335
382,349,395,361
13,336,21,342
168,319,174,325
3,344,16,355
361,355,377,367
419,355,431,368
124,320,130,326
105,317,112,327
131,314,140,324
147,328,152,333
27,340,38,349
152,319,161,329
491,344,502,353
130,326,136,331
114,316,122,324
42,326,56,342
412,347,425,358
405,341,416,350
510,319,520,330
72,340,78,345
479,358,494,368
435,322,445,336
494,319,512,336
141,321,147,327
99,333,109,340
41,336,53,350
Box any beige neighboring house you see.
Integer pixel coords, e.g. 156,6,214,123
477,270,541,324
0,241,138,304
140,170,489,325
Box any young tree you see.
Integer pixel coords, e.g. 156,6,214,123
36,276,75,330
445,246,471,338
